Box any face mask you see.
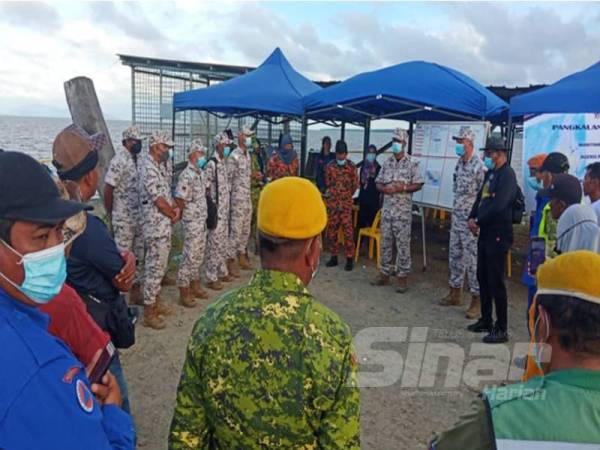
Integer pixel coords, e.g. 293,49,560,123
223,146,231,158
527,176,543,191
336,159,346,166
392,142,403,154
131,140,142,154
196,157,207,170
245,137,253,148
161,149,173,162
455,144,465,157
532,313,551,374
366,153,376,163
484,157,495,170
0,241,66,304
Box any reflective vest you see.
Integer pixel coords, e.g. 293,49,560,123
484,369,600,449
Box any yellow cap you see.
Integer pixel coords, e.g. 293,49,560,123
258,177,327,240
536,250,600,305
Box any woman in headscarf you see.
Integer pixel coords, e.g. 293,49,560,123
356,144,382,229
267,133,299,181
556,203,600,254
314,136,335,193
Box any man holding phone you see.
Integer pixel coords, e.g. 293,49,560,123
0,151,133,449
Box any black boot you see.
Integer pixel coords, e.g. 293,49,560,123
326,256,338,267
467,318,493,333
344,258,354,271
483,325,509,344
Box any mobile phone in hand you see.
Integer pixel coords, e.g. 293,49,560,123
89,342,116,384
529,237,546,275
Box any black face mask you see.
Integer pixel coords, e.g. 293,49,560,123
131,140,142,154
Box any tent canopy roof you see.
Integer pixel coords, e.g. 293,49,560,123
510,60,600,119
304,60,508,125
173,48,321,118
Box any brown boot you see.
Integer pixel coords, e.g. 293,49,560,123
238,253,253,270
154,295,174,316
465,295,481,319
227,259,241,278
370,272,390,286
161,274,176,286
129,283,143,306
179,286,197,308
143,304,166,330
220,274,234,283
396,276,408,294
190,279,208,299
439,287,463,306
206,280,224,291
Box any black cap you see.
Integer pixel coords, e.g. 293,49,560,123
539,173,582,206
479,135,507,152
0,151,88,225
540,152,570,174
335,140,348,154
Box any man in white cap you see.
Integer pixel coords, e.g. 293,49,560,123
205,131,233,291
439,126,485,319
138,130,180,329
226,125,255,276
104,126,145,304
175,139,209,307
371,128,424,293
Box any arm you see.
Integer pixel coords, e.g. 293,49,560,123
168,342,210,449
316,343,361,449
103,184,115,215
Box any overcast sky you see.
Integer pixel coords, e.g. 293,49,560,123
1,1,599,120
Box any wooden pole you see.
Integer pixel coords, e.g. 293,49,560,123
64,76,115,200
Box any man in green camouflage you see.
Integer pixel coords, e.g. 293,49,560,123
169,176,360,449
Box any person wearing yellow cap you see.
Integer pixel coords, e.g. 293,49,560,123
169,177,360,449
430,250,600,449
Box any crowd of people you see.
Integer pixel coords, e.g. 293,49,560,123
1,118,600,449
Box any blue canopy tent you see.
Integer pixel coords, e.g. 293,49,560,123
173,47,321,117
173,47,321,173
510,60,600,119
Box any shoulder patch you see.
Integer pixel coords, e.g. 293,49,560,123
76,379,94,413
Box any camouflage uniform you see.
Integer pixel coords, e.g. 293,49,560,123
449,154,485,294
169,269,360,449
104,126,144,280
226,146,252,259
266,153,299,181
325,160,359,257
139,132,174,305
204,152,231,283
376,154,424,277
175,162,207,288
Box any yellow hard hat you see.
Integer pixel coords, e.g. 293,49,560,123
258,177,327,240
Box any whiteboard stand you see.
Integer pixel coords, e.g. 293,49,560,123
412,204,427,272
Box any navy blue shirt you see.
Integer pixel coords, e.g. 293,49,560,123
67,213,124,302
0,287,134,449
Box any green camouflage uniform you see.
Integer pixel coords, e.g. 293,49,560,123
169,269,360,450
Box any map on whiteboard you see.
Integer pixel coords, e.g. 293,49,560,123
411,121,489,210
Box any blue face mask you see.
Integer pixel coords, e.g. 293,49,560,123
336,159,346,166
196,157,207,170
366,153,376,163
245,137,253,148
160,148,173,162
223,146,231,158
484,157,495,170
455,144,465,157
0,241,67,304
527,176,543,191
392,142,403,154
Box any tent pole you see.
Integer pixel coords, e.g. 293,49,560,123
363,118,371,160
408,121,414,155
300,114,308,177
507,116,514,164
341,121,346,141
171,108,176,159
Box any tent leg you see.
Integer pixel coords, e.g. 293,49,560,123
341,121,346,141
362,118,371,160
420,205,427,271
171,108,176,161
300,115,308,177
507,116,514,164
408,121,414,155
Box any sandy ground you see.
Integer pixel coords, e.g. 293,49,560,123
122,222,530,449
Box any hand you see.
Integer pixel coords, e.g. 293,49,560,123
113,251,135,292
91,371,123,407
171,207,182,224
468,218,479,236
394,182,406,193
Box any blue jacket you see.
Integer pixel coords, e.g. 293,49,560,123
0,287,134,450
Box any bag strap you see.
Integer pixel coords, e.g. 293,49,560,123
209,157,219,205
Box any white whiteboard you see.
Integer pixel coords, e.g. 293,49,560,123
411,121,490,210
